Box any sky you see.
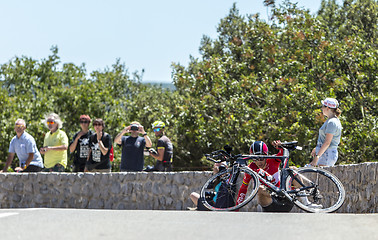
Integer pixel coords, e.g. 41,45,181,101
0,0,333,83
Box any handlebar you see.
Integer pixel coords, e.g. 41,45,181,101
205,141,302,163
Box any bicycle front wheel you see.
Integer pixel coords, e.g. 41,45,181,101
199,167,259,211
285,167,345,213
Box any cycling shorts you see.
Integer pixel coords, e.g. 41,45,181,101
262,195,294,212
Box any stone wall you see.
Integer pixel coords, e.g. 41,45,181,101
0,162,376,213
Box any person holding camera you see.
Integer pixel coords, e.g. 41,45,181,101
85,118,112,172
114,121,152,172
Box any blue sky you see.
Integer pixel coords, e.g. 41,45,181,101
0,0,332,83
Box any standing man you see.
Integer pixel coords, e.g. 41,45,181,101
149,121,173,172
40,113,69,172
114,121,152,171
69,115,93,172
85,119,112,172
1,119,44,172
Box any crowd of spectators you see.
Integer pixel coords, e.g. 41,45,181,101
1,113,173,173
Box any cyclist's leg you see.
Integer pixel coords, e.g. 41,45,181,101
190,192,200,206
261,195,294,212
257,186,273,207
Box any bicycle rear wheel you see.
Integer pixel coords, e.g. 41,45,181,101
285,167,345,213
199,167,259,211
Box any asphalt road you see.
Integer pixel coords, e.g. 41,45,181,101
0,209,377,240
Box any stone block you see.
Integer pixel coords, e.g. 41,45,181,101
2,181,13,191
173,173,185,185
72,182,82,195
125,173,137,181
12,194,22,203
83,172,96,182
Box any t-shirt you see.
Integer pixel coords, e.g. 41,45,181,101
70,130,93,165
119,136,146,171
156,135,173,163
9,132,44,168
317,117,342,149
43,129,69,168
88,132,112,170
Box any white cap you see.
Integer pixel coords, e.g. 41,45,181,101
321,98,339,109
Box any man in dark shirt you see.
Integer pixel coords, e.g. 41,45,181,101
85,119,112,172
149,121,173,172
114,121,152,171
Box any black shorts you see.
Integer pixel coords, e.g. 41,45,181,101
262,195,294,212
23,165,42,172
197,197,211,211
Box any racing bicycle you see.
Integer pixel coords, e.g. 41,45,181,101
199,141,345,213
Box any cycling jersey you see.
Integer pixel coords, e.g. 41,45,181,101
236,148,283,205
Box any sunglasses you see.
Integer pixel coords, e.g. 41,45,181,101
15,125,25,129
93,123,102,126
153,128,161,132
47,121,55,125
80,121,90,124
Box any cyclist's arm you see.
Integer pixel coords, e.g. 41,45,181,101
151,147,164,161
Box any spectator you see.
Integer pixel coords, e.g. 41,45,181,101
114,121,152,171
85,119,112,172
40,113,68,172
69,115,94,172
149,121,173,172
1,119,44,172
308,98,342,167
189,162,227,211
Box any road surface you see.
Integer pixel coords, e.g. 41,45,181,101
0,208,376,240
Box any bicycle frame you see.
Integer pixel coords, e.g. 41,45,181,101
203,141,345,212
240,147,306,202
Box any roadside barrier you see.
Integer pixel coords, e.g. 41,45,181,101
0,162,376,213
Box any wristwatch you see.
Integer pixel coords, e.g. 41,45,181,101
142,133,147,136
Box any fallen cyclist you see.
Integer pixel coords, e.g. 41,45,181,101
237,140,322,212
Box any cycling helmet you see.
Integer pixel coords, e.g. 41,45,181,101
250,141,268,155
151,121,165,128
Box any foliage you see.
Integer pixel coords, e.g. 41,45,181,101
172,0,377,167
0,0,376,170
0,47,178,171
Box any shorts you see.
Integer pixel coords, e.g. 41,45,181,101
262,195,294,212
73,163,86,172
23,165,42,172
316,147,338,166
42,164,65,172
197,197,211,211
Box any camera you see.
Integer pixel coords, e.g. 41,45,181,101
130,124,139,131
149,148,158,155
